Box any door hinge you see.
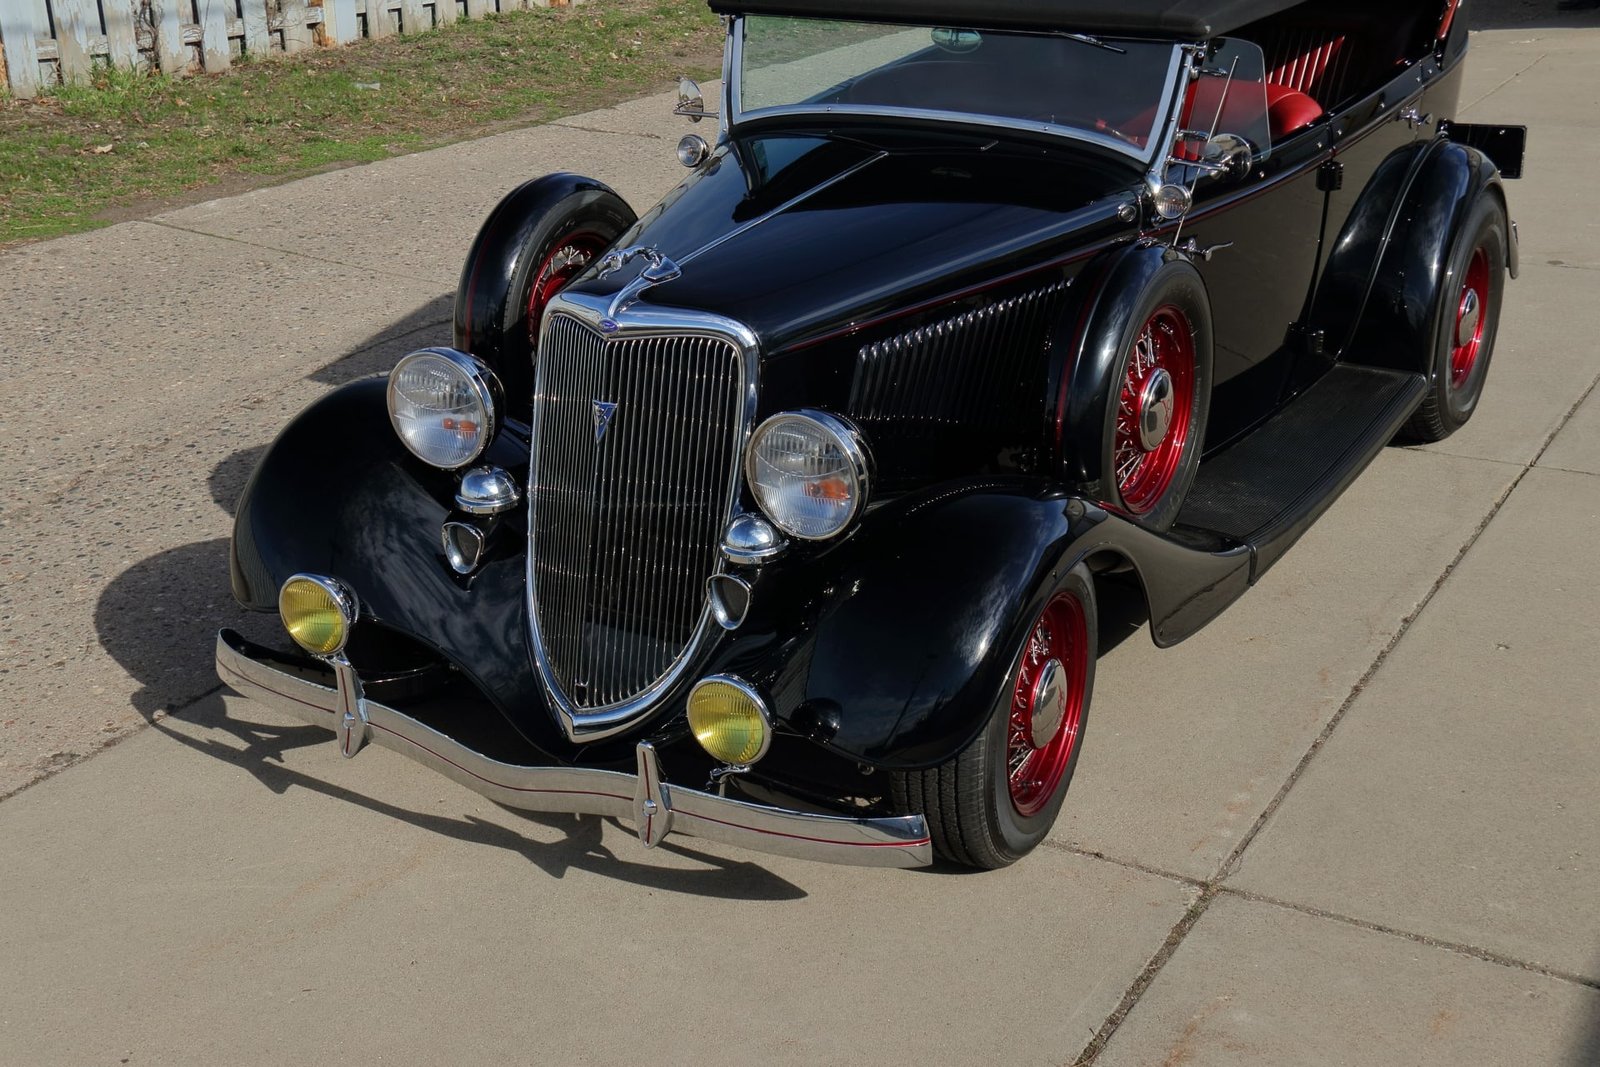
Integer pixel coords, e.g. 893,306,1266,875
1317,160,1345,192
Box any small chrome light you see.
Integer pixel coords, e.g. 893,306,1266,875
746,411,870,541
455,465,521,515
1153,183,1192,220
279,574,358,657
687,675,771,766
387,348,499,470
677,134,711,168
721,512,786,565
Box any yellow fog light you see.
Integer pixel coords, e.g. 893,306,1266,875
278,574,358,657
686,676,771,766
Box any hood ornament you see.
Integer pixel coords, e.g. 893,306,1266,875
592,400,619,443
596,245,682,320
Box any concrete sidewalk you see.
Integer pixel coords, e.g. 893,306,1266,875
2,6,1598,1065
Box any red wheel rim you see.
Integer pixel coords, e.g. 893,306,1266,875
1113,305,1196,516
527,231,610,342
1006,592,1090,818
1450,247,1490,390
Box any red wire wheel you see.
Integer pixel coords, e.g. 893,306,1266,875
525,230,610,343
1005,591,1091,818
1113,305,1196,516
1450,246,1491,390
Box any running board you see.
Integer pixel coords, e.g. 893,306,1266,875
1175,364,1427,583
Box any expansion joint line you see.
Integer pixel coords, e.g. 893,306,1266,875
1073,365,1600,1065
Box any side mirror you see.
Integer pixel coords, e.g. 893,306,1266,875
1201,133,1254,181
673,77,718,123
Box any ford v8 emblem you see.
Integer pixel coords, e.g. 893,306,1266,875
592,400,619,443
599,318,619,334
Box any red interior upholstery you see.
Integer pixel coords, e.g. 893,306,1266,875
1175,77,1324,145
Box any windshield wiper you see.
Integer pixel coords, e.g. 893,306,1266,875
1056,32,1127,55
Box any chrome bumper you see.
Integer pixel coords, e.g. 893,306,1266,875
214,630,932,869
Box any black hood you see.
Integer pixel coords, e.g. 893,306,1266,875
567,128,1140,353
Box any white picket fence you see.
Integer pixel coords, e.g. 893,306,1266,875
0,0,571,98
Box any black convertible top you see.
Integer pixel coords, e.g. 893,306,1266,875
707,0,1302,39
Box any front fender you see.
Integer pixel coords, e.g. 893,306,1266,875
230,378,564,753
781,481,1249,771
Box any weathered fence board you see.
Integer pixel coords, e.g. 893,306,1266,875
322,0,361,45
197,0,232,70
240,0,272,56
279,0,315,52
0,0,576,95
153,0,190,74
51,0,98,78
0,2,42,96
103,0,142,71
399,0,427,35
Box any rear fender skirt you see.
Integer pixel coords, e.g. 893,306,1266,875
1316,140,1510,373
229,378,562,752
784,481,1250,771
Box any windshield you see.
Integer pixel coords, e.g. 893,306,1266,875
734,16,1181,163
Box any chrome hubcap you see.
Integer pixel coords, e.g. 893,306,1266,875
1457,288,1481,348
1136,367,1175,452
1029,658,1069,749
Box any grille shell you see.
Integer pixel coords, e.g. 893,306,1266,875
528,310,749,732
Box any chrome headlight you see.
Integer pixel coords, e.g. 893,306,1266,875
386,348,499,470
745,411,869,540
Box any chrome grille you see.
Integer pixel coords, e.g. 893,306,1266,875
529,313,744,711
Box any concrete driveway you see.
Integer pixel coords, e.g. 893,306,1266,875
2,4,1597,1064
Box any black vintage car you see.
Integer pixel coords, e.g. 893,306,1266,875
219,0,1523,869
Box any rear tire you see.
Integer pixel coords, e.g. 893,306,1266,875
892,564,1098,869
1402,194,1507,442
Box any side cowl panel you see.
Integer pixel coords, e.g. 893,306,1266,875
230,378,565,755
786,482,1251,770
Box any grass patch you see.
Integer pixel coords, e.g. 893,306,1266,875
0,0,722,246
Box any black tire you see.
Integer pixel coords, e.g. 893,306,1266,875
454,178,636,414
1402,194,1507,442
891,564,1099,869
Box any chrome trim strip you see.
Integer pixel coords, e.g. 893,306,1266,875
216,630,932,868
529,291,761,743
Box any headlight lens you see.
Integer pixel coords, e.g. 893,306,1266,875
279,575,357,657
746,411,868,540
387,348,498,469
686,676,771,766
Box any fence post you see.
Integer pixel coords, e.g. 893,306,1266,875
0,4,42,97
322,0,361,44
152,0,189,73
433,0,458,26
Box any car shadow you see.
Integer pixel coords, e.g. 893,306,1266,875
94,536,805,900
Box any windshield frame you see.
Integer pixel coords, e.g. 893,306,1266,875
726,16,1187,167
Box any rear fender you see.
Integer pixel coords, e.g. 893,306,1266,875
1316,139,1509,372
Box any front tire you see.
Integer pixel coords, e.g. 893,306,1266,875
1402,194,1507,442
892,564,1098,869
